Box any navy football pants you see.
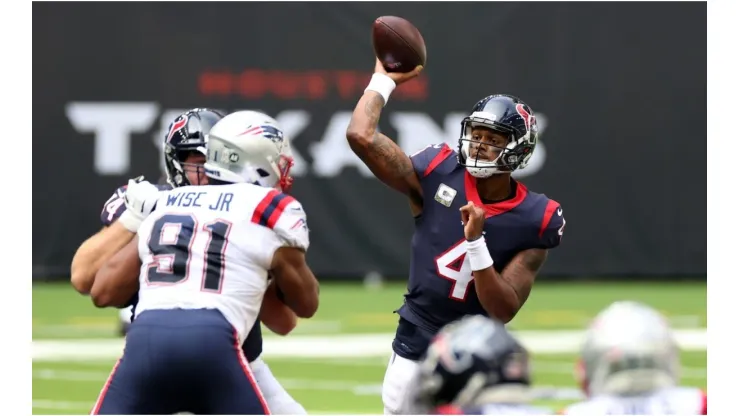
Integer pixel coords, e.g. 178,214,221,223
91,309,270,415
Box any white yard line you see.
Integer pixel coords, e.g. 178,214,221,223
253,356,708,380
32,399,94,411
32,368,588,401
32,330,705,414
32,329,706,362
532,361,706,379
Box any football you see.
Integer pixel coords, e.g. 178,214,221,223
372,16,427,73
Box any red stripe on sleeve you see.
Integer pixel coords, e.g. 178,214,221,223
538,200,560,237
251,189,279,225
266,195,297,229
423,144,453,177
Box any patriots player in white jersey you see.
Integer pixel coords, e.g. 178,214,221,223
561,301,707,415
404,315,551,415
71,109,308,414
88,111,320,414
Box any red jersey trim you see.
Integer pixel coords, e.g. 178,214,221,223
423,144,454,177
464,171,528,217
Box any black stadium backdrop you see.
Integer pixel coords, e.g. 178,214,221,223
33,2,706,281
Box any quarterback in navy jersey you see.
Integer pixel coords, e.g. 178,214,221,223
71,108,306,414
346,60,565,414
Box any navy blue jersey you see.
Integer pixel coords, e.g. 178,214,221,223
100,181,264,362
394,144,565,359
99,183,173,226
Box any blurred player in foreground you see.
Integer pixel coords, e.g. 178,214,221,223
82,109,316,414
346,59,566,414
405,315,550,415
562,301,707,415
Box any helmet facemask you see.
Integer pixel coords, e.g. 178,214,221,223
276,137,296,192
457,112,537,178
277,154,295,192
583,348,679,397
165,145,208,188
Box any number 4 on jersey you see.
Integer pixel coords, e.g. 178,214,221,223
102,188,126,223
435,240,475,301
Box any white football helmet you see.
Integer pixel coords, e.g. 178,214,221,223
203,111,294,191
578,301,680,397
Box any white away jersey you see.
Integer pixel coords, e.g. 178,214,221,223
134,183,309,342
562,387,707,415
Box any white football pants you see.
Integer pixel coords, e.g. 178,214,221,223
382,351,421,415
119,306,134,324
250,356,307,414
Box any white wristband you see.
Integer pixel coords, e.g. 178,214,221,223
364,73,396,106
466,236,494,271
117,209,142,233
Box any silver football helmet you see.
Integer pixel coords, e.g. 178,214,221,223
203,111,294,191
578,301,680,397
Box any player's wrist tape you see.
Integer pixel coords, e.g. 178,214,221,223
365,73,396,106
466,236,494,271
117,210,142,233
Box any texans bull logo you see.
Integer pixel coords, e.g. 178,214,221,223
166,115,189,143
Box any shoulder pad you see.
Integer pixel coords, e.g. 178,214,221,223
409,143,455,178
537,199,565,249
272,199,310,251
250,189,309,251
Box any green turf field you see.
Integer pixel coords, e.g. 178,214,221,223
32,281,706,414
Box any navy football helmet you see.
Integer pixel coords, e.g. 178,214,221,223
408,315,532,413
163,108,225,188
458,94,538,178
